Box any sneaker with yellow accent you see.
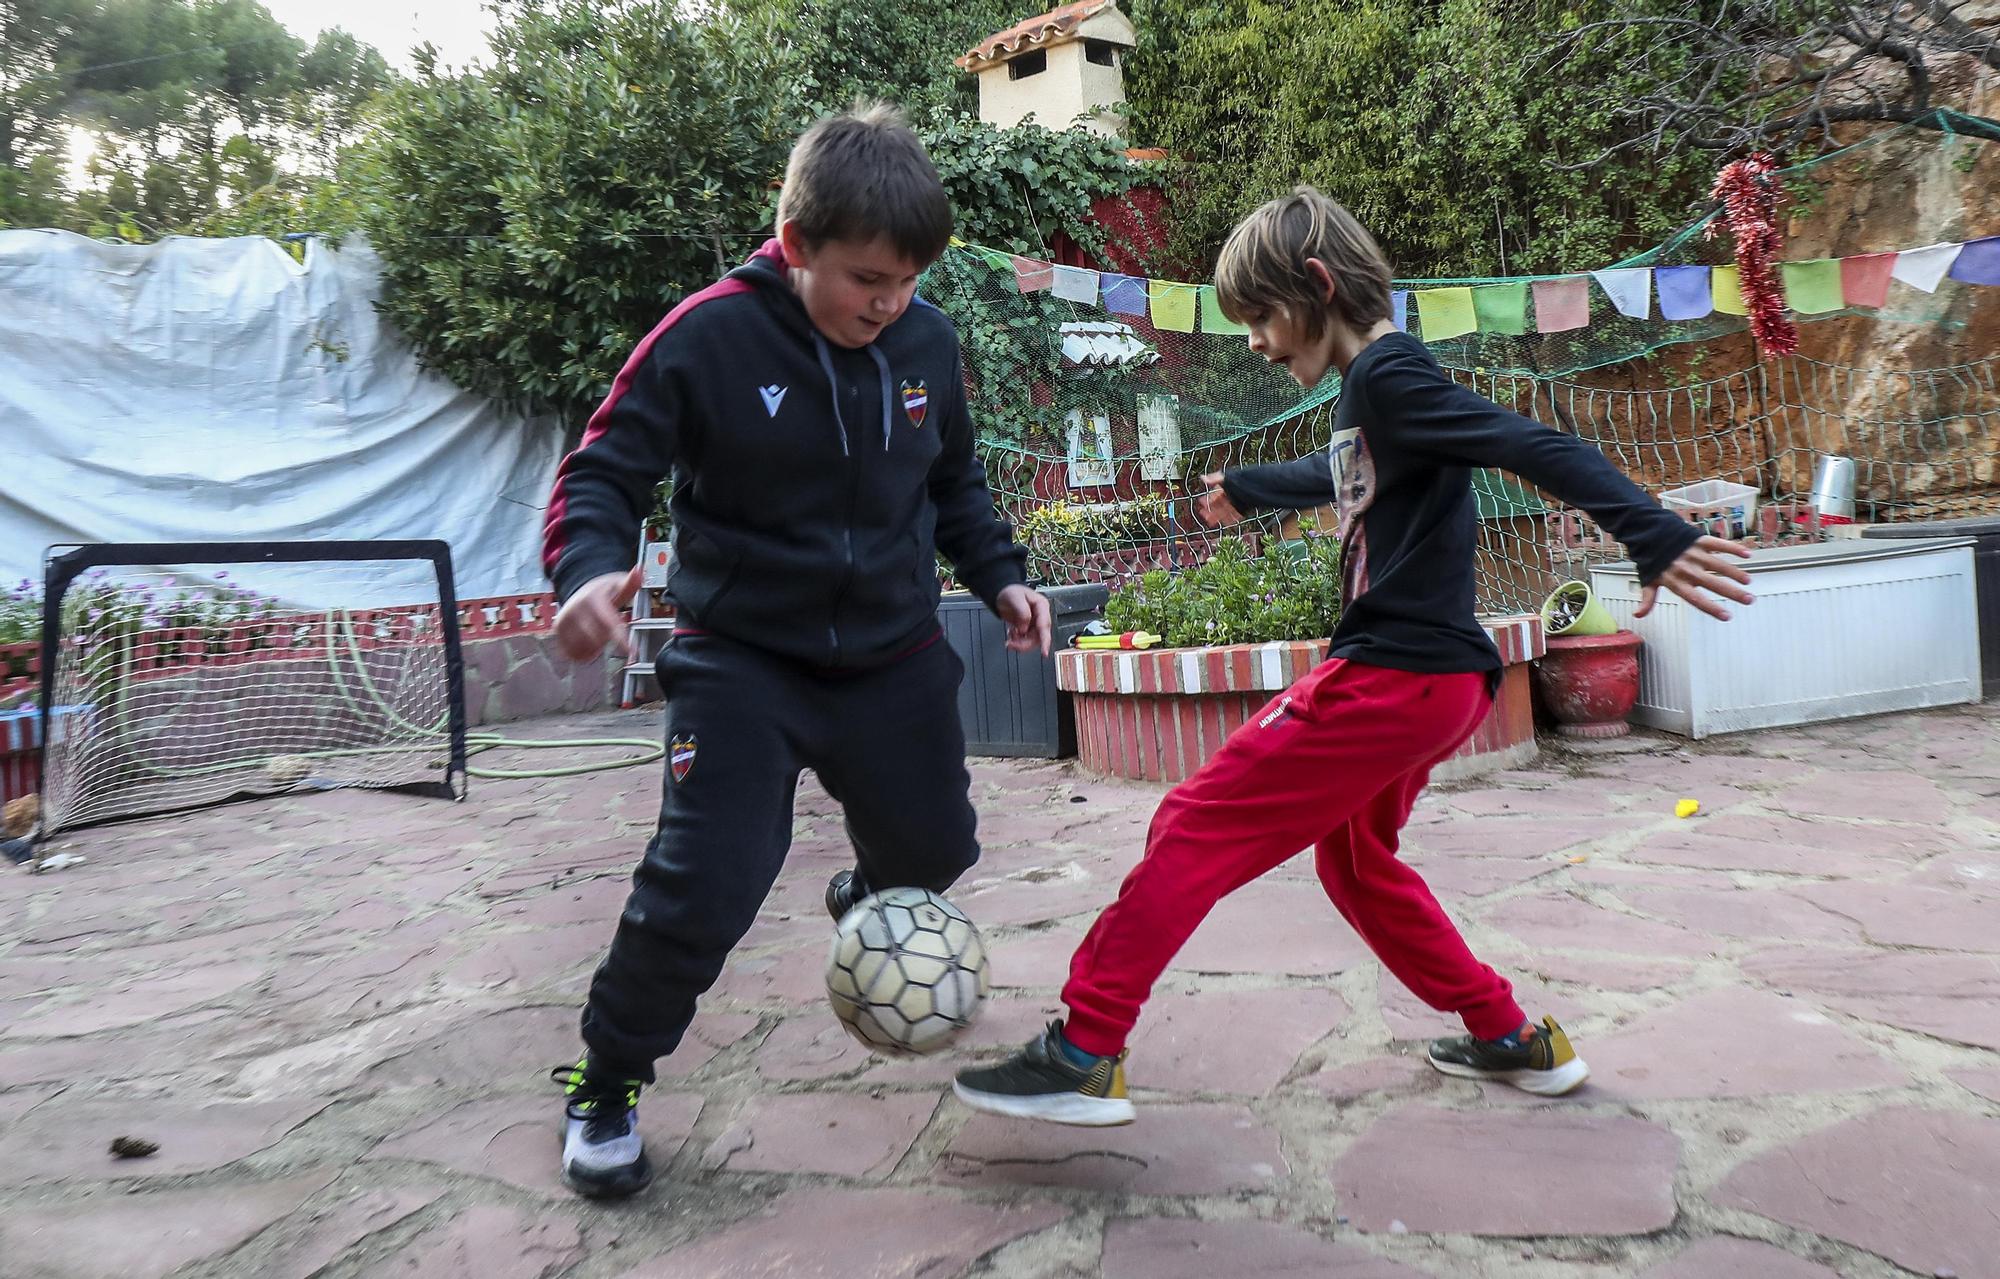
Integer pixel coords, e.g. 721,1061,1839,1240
952,1021,1135,1126
1426,1016,1589,1096
550,1056,652,1198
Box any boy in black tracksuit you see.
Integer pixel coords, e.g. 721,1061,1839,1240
539,104,1048,1198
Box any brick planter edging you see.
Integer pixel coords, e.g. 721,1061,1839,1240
1055,615,1544,784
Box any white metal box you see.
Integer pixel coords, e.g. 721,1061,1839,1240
1590,537,1981,738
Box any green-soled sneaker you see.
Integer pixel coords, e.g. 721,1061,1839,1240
952,1021,1135,1126
1427,1016,1589,1096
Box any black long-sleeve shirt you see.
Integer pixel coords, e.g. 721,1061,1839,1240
1223,332,1698,674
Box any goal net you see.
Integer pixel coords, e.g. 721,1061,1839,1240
36,541,467,836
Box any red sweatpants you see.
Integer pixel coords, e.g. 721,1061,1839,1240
1061,658,1526,1056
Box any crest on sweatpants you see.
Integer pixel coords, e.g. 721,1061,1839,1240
669,733,697,783
900,378,928,428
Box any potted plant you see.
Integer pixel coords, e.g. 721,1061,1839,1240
1055,528,1546,782
1533,580,1643,738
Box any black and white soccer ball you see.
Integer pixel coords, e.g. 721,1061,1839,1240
825,886,989,1056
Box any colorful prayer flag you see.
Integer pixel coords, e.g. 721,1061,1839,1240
1711,264,1749,316
1531,277,1590,333
1590,268,1651,319
1416,287,1476,342
1839,253,1896,309
1198,286,1248,335
1391,289,1409,332
1147,281,1198,332
1779,259,1843,314
1890,242,1961,293
1947,236,2000,285
1101,273,1149,317
1050,264,1099,304
1656,266,1713,322
1011,255,1053,294
1472,282,1530,335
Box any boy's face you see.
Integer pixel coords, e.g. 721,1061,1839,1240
779,224,924,349
1244,304,1334,389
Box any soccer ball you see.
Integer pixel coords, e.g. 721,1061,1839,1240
826,886,989,1056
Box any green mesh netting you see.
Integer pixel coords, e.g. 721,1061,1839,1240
926,114,2000,616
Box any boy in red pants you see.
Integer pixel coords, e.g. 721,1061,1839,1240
954,188,1754,1123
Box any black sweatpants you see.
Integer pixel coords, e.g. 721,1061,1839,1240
580,629,981,1078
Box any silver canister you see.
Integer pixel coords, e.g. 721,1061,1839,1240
1810,454,1856,521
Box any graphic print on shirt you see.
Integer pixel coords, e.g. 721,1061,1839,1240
1327,426,1377,605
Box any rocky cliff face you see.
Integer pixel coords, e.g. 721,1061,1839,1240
1551,48,2000,522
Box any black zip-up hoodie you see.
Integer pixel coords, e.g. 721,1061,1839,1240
542,239,1028,668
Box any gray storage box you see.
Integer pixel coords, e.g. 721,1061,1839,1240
1863,515,2000,699
940,584,1108,758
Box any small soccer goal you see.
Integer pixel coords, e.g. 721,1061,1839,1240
35,541,468,837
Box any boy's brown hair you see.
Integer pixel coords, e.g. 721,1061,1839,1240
1214,186,1393,338
777,101,953,266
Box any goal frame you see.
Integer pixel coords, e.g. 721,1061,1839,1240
36,540,469,832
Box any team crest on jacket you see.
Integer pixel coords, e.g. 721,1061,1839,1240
900,379,928,428
669,733,697,783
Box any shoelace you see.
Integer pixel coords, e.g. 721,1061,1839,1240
548,1062,641,1142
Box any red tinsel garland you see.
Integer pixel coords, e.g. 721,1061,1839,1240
1708,153,1798,358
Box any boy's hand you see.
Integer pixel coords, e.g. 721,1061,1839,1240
1637,536,1755,622
1195,471,1242,528
553,566,643,661
996,584,1052,656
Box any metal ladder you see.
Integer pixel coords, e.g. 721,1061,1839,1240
622,534,676,707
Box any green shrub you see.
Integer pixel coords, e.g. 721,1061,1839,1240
1104,531,1342,647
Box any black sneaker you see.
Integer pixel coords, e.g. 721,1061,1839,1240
825,867,871,922
1427,1016,1589,1096
551,1057,652,1198
952,1021,1135,1126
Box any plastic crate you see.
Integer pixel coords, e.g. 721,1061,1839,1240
1661,479,1758,539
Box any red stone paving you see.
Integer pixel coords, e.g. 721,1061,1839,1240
359,1203,586,1278
609,1188,1065,1278
1714,1107,2000,1279
1101,1216,1432,1277
1333,1106,1681,1236
0,1170,339,1279
1581,987,1907,1099
942,1102,1286,1195
4,702,2000,1276
708,1091,938,1178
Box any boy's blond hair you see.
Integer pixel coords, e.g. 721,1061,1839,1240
777,101,953,266
1215,187,1393,339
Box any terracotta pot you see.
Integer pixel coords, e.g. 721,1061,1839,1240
1533,629,1643,738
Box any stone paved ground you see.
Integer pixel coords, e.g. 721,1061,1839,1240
4,702,2000,1278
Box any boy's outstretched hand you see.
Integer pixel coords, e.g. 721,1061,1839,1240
553,565,643,661
1637,535,1755,622
997,584,1053,655
1194,471,1242,528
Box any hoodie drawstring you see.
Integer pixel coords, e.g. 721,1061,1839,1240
811,332,897,455
866,345,893,452
810,332,851,458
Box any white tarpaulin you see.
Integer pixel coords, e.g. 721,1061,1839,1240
0,230,566,605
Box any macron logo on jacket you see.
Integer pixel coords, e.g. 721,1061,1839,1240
759,384,788,417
